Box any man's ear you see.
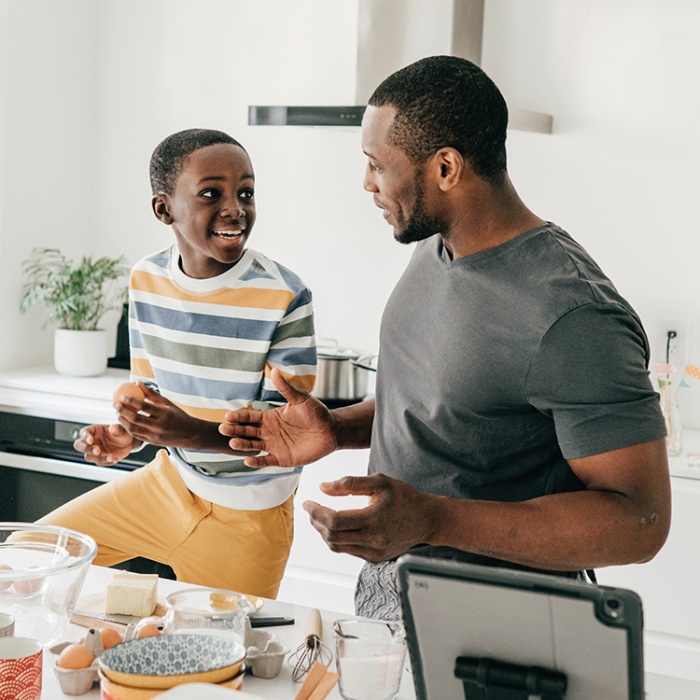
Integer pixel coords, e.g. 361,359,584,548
433,148,464,192
152,194,174,224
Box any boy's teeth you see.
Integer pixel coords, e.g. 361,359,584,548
214,230,242,238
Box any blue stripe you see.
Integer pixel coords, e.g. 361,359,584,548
151,367,261,401
267,345,317,366
171,449,303,485
134,300,279,340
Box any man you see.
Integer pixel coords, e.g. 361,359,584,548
219,56,670,620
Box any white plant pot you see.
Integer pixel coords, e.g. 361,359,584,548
54,328,108,377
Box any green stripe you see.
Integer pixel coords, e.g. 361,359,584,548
142,334,267,370
274,314,315,343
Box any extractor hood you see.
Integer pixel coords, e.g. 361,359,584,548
248,0,552,134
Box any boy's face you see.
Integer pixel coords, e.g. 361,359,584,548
153,143,256,278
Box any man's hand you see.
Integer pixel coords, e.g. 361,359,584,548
219,368,337,468
73,423,135,466
302,474,438,563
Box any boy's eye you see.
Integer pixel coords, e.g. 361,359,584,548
200,189,220,199
240,188,255,200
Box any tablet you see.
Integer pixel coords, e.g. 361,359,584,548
396,555,644,700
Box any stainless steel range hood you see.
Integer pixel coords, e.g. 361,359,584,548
248,0,552,134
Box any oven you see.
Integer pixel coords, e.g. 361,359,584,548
0,368,176,578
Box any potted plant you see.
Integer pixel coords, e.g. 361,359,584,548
20,248,129,377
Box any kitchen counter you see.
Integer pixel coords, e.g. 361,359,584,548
44,565,414,699
0,365,128,424
41,565,700,699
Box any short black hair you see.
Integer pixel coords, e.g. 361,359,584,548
368,56,508,182
149,128,246,195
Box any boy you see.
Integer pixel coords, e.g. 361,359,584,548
39,129,316,598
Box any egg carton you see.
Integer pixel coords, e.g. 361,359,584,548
49,627,108,695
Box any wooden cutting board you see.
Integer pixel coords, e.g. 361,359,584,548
70,591,167,630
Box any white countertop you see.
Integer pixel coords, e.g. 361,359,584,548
38,566,700,700
43,565,415,700
0,365,128,424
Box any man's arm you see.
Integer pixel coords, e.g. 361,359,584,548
219,368,375,467
303,437,671,570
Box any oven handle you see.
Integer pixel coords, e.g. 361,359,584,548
0,451,123,483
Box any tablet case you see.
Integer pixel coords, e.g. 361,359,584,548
396,555,644,700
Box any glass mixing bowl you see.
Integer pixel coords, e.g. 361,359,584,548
0,522,97,645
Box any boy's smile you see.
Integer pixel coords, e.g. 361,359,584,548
154,143,256,279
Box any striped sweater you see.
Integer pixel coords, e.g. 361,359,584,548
128,244,316,510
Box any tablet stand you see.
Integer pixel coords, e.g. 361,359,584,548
455,656,568,700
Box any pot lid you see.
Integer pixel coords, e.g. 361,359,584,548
318,347,361,360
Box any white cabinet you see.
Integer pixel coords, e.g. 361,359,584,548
279,450,369,614
597,432,700,682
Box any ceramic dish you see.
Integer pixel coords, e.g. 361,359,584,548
158,686,263,699
98,669,245,700
98,634,246,689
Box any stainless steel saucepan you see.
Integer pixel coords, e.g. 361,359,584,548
313,339,376,403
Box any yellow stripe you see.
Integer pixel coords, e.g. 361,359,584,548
265,367,316,394
132,270,294,310
131,358,155,379
175,404,229,422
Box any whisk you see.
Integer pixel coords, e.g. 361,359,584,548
289,608,333,682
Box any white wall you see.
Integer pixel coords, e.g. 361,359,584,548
1,0,700,425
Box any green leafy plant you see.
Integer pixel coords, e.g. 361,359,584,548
20,248,129,331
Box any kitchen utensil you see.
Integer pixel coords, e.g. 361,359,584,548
290,608,333,682
131,587,257,644
0,523,97,646
98,633,246,689
333,618,407,700
0,636,43,700
294,662,339,700
313,339,376,403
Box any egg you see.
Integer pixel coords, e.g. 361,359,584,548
13,566,43,595
56,643,95,670
136,623,161,638
0,563,12,592
98,626,123,650
113,382,145,404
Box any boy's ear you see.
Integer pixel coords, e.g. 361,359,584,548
152,194,174,224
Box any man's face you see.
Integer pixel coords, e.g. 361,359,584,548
361,105,443,244
160,143,256,279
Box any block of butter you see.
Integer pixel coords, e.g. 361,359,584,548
104,572,158,617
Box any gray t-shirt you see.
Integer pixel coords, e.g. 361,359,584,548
368,223,666,571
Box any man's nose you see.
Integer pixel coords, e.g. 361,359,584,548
363,166,378,193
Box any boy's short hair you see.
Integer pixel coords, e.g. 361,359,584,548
150,128,246,195
368,56,508,183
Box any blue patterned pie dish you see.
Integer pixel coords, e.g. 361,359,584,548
98,634,246,689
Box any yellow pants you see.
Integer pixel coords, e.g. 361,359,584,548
38,449,294,599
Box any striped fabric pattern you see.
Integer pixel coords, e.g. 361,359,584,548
128,245,316,508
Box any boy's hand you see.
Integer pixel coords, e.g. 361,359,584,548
219,368,337,468
74,423,135,466
115,382,201,448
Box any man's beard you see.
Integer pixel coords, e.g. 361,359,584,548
395,169,443,245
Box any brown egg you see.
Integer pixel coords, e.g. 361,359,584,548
13,566,43,594
56,643,95,669
113,382,145,404
136,623,161,638
0,563,12,592
98,626,123,650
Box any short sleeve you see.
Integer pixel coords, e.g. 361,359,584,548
526,303,667,459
